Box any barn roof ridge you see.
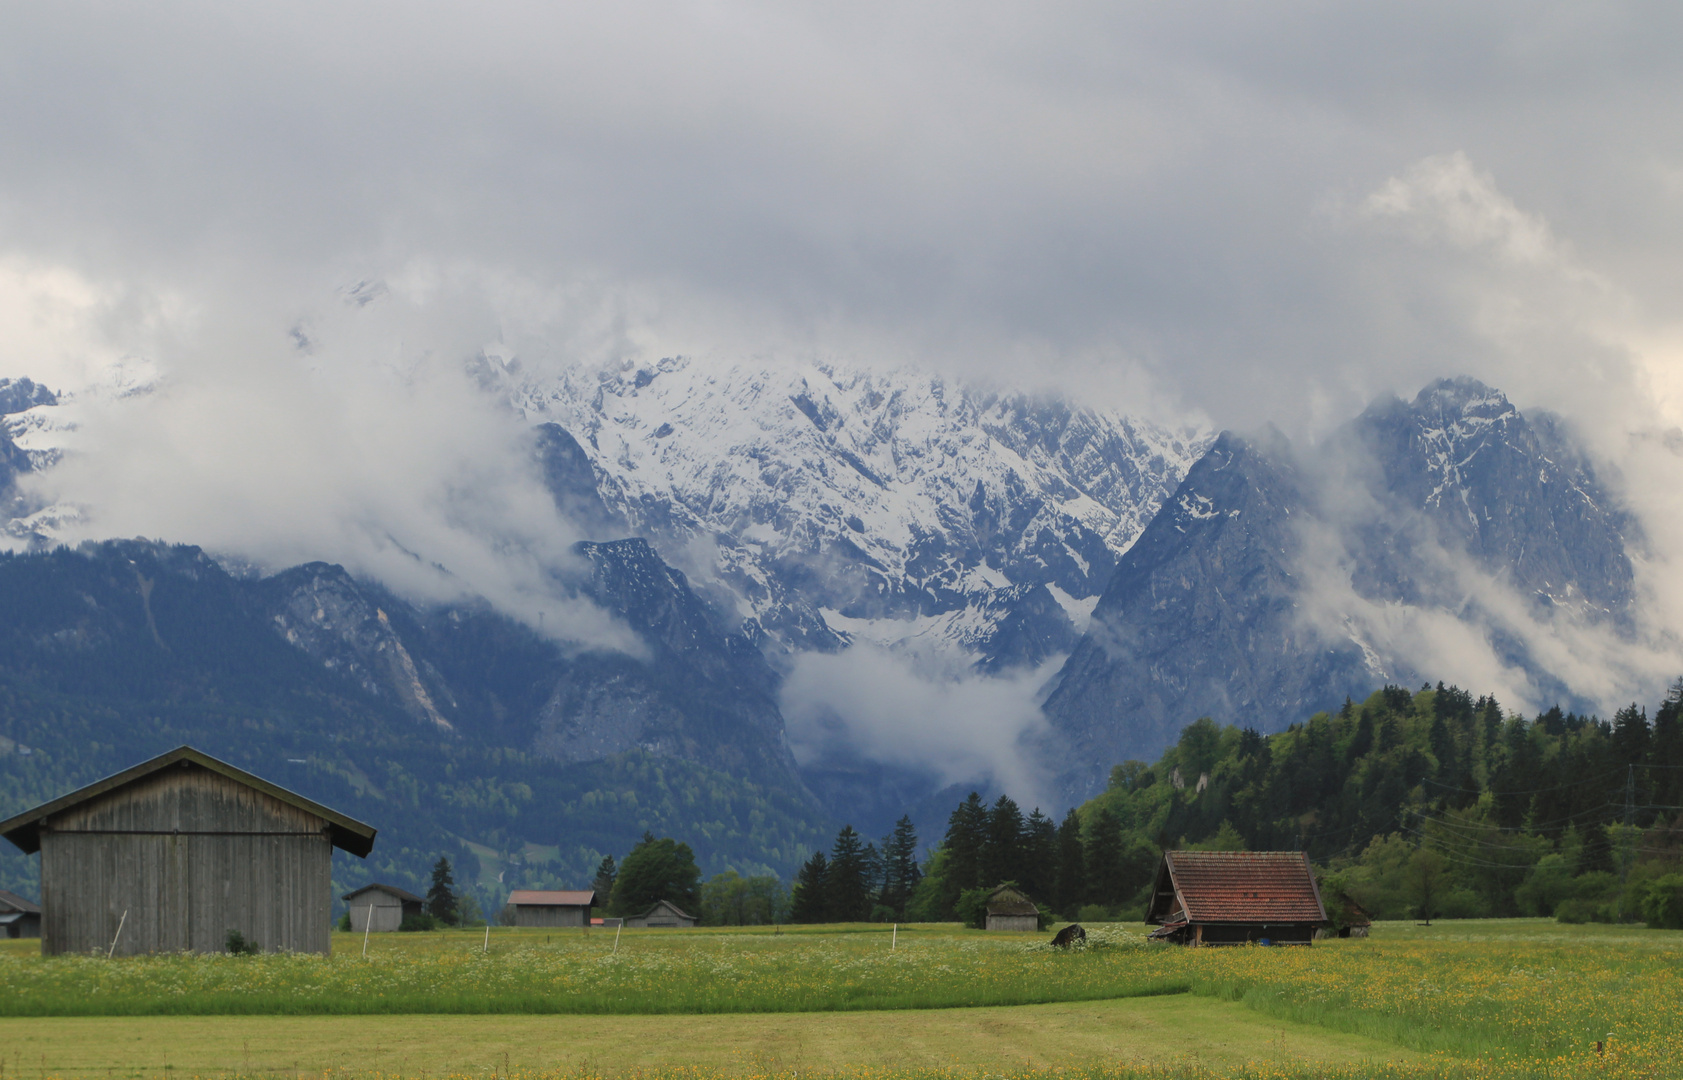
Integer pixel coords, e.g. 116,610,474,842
343,882,424,904
508,889,597,906
635,898,694,920
0,888,41,914
0,745,378,858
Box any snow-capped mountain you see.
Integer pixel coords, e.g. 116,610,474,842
1040,377,1640,801
498,357,1213,672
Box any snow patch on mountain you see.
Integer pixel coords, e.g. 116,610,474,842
499,357,1212,669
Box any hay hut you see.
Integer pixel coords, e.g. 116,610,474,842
984,884,1040,931
0,746,376,955
343,883,424,932
1145,850,1326,946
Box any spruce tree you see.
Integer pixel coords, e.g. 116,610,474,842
881,815,922,915
939,792,988,917
827,825,872,921
591,854,618,899
1022,809,1057,901
1055,808,1085,913
1084,808,1125,906
427,856,459,925
790,850,830,923
982,795,1025,889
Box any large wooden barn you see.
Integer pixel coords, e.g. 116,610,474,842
0,746,377,956
1145,850,1327,946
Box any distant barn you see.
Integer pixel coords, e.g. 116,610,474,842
1145,851,1327,946
508,889,595,927
0,889,40,939
0,746,376,955
625,899,696,928
343,883,424,932
984,885,1039,931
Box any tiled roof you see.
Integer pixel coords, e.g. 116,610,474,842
509,889,595,906
1163,851,1326,923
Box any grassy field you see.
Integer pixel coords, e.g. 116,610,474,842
0,996,1427,1078
2,920,1680,1079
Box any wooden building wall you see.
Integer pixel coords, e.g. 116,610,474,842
347,892,408,933
38,764,333,956
985,913,1038,932
626,903,695,928
514,904,587,928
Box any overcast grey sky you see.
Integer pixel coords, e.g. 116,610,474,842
6,2,1683,670
4,2,1682,423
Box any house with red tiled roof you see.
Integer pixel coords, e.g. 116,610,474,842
1144,851,1327,946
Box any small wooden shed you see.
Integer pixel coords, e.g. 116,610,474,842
984,885,1040,931
625,899,696,928
343,883,424,932
508,889,595,927
1145,850,1326,946
0,746,376,955
0,889,41,938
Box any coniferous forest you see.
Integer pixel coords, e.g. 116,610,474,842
906,682,1683,928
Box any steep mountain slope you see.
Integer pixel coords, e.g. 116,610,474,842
498,358,1212,671
0,540,828,907
1041,378,1639,800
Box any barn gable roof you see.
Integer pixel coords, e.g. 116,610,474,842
985,884,1038,916
343,883,424,904
509,889,596,907
1146,851,1326,925
635,899,693,920
0,888,40,915
0,746,378,857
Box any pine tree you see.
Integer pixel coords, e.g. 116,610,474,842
1054,808,1085,913
591,854,618,899
938,792,988,917
1084,808,1125,906
880,815,922,915
790,850,830,923
427,856,459,925
1022,809,1057,901
827,825,872,921
982,795,1025,888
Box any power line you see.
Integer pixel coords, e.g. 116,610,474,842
1423,769,1623,798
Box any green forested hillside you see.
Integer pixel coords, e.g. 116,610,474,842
911,683,1683,925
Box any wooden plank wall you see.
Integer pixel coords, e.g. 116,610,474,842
349,894,407,933
514,905,587,928
38,763,333,955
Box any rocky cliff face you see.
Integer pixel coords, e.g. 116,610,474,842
1041,378,1639,800
499,357,1212,672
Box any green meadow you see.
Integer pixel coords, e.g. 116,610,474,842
1,920,1679,1079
